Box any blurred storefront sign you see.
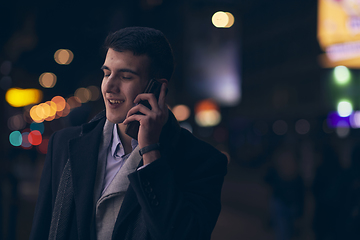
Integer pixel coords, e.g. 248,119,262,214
318,0,360,68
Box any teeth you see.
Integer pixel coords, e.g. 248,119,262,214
109,100,123,104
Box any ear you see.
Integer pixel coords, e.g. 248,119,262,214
157,78,168,84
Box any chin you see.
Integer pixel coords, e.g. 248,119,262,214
106,113,125,124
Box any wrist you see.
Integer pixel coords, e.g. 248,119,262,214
142,149,161,165
139,143,161,156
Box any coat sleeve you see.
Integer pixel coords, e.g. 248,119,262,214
29,132,56,240
128,145,228,240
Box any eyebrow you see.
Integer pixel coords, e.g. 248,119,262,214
100,65,139,76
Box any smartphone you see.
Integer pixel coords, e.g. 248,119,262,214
125,79,163,140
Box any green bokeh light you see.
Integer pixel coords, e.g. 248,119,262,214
9,131,22,146
334,66,351,85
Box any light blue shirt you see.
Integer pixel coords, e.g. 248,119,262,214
101,124,138,195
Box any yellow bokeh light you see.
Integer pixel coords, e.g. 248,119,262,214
54,49,74,65
46,101,57,117
75,87,91,103
5,88,43,107
195,110,221,127
172,104,191,122
195,99,221,127
37,103,51,119
212,11,228,28
39,72,57,88
30,105,44,123
212,11,234,28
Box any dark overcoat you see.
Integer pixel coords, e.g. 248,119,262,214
29,110,227,240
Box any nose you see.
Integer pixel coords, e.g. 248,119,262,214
103,75,120,94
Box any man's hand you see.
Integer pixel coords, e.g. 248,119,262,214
123,82,168,164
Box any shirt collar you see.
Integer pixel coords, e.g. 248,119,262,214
111,124,138,158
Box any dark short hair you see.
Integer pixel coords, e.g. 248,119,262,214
103,27,174,81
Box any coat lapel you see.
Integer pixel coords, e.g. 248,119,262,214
97,145,142,205
68,117,105,240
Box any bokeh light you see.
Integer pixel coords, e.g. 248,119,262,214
273,120,288,135
172,104,191,122
30,122,44,134
28,130,42,145
195,99,221,127
37,138,49,154
75,87,91,103
0,60,12,75
336,121,350,138
39,72,57,88
295,119,310,135
350,111,360,128
7,114,26,131
67,96,82,109
333,66,351,85
88,85,100,101
9,131,22,146
212,11,235,28
37,103,50,120
21,132,32,148
44,101,57,121
5,88,43,107
30,105,43,123
225,12,235,28
54,49,74,65
56,103,70,118
52,96,66,111
337,100,353,117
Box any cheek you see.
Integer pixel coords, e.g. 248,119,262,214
101,81,106,98
125,82,143,100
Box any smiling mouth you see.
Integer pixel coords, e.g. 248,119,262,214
109,99,124,104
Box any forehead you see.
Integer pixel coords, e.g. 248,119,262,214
103,48,150,74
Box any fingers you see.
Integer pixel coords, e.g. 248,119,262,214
134,83,167,111
123,113,144,125
134,93,159,111
126,103,152,118
158,83,167,109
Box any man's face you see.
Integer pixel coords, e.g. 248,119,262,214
101,48,150,124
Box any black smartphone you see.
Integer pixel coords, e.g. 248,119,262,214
125,79,163,140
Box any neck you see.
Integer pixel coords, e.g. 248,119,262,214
117,123,134,155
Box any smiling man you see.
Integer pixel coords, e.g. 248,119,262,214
30,27,227,240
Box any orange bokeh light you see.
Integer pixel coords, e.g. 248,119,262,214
195,99,219,114
52,96,66,112
67,96,81,109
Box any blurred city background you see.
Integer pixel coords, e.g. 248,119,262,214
1,0,360,239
